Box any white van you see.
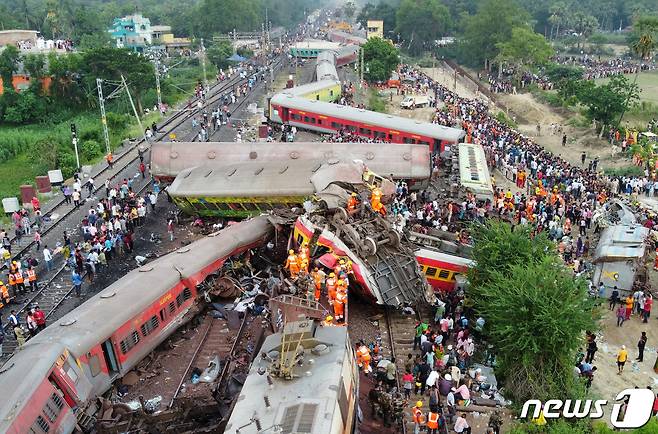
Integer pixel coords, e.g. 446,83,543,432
400,95,429,109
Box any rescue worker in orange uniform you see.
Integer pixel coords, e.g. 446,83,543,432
26,265,37,291
334,258,345,276
326,272,337,303
427,411,440,434
412,401,426,434
0,281,10,308
346,192,359,214
321,315,334,326
300,241,310,260
370,186,385,215
7,272,16,298
356,341,372,374
284,249,300,279
333,282,347,322
311,267,324,301
298,250,309,274
13,270,25,295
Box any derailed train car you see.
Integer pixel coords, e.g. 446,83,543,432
151,141,431,183
0,218,274,434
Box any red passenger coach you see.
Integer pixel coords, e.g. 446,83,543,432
415,247,474,292
0,217,275,434
269,94,465,152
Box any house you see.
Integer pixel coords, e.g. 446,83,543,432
366,20,384,39
150,25,191,53
108,14,153,52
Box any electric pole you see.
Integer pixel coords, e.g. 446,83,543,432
121,75,148,144
359,47,364,89
71,123,80,169
154,60,162,111
96,78,111,155
200,38,208,88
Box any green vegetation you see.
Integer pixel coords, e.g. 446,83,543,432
1,0,318,42
467,221,595,405
367,90,386,112
361,37,400,83
510,419,658,433
395,0,451,55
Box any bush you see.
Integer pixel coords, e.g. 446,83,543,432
368,90,386,112
603,165,644,177
495,111,518,129
105,112,131,130
80,140,102,162
57,151,78,179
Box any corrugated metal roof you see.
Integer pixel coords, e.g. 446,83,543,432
270,94,465,142
593,225,649,263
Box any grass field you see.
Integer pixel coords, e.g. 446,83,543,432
596,70,658,104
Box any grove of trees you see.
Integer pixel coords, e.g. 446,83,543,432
361,37,400,82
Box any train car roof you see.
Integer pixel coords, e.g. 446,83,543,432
285,79,339,97
166,159,367,198
290,40,341,51
271,94,465,142
0,342,68,431
225,323,350,434
21,218,273,354
416,247,475,268
316,63,339,80
327,30,367,44
458,143,493,200
152,142,430,180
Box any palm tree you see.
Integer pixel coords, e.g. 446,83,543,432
617,16,658,127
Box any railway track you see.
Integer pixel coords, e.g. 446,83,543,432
0,60,284,358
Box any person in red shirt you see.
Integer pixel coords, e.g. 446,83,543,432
644,295,653,323
139,162,146,179
33,306,46,332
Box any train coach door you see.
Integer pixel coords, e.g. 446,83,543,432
282,107,289,122
101,339,120,377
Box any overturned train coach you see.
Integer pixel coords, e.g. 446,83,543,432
0,217,274,434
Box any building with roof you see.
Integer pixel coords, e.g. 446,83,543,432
367,20,384,39
0,30,39,47
592,224,649,295
150,25,191,52
108,14,152,52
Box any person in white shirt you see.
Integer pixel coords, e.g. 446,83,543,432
43,246,53,271
454,414,471,433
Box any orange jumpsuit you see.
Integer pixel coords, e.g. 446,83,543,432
358,345,372,373
371,188,385,215
311,270,323,300
326,277,337,303
284,253,300,278
334,291,347,322
347,196,358,212
298,251,309,273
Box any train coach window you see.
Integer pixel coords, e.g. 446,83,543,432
140,315,160,337
359,128,371,136
242,202,258,211
425,266,438,278
30,416,50,433
42,392,63,423
119,331,140,355
316,94,320,100
403,137,415,144
214,202,230,210
331,122,342,129
419,140,429,146
347,125,357,132
304,116,310,123
438,269,450,279
258,202,273,210
291,113,301,121
169,301,176,315
310,117,316,124
183,287,192,301
374,131,387,139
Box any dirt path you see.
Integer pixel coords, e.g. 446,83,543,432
495,92,631,171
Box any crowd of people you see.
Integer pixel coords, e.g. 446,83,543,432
480,55,656,95
16,37,73,51
1,157,163,354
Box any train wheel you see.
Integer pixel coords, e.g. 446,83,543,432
332,207,348,224
361,237,377,257
388,230,401,249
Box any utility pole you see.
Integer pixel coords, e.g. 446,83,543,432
70,123,80,169
96,78,111,155
359,47,364,89
200,38,208,88
154,60,162,111
121,75,148,144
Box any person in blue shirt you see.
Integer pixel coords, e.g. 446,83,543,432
72,270,83,297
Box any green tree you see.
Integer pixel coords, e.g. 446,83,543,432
80,47,155,114
23,53,47,94
343,1,356,20
547,1,568,40
206,41,234,71
395,0,452,55
572,12,599,49
467,221,595,404
195,0,260,38
576,75,640,135
0,45,21,86
361,37,399,82
357,2,397,36
495,26,554,80
460,0,531,69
